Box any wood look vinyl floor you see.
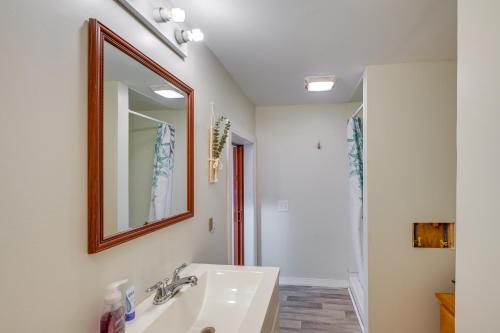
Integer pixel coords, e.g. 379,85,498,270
279,285,362,333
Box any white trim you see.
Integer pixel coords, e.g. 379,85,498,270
279,276,349,288
348,287,365,333
348,272,366,330
225,142,232,265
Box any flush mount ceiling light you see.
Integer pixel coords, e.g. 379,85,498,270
151,86,185,99
175,28,204,44
305,75,337,92
152,7,186,23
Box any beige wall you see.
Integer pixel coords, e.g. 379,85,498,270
364,62,456,333
456,1,500,331
256,103,358,282
0,0,254,331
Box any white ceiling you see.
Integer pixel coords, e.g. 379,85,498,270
172,0,457,105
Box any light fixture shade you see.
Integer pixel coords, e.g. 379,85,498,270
305,75,337,92
152,7,185,23
175,29,190,44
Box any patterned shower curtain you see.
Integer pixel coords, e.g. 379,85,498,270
148,123,176,221
347,116,364,272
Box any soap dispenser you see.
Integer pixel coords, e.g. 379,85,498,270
100,279,127,333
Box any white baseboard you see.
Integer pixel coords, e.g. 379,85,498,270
279,276,349,288
348,287,365,333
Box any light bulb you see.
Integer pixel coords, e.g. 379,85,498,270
304,75,337,92
170,8,186,23
175,29,205,44
190,29,204,42
153,89,184,99
307,81,335,92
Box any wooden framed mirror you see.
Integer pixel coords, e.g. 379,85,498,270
88,19,194,253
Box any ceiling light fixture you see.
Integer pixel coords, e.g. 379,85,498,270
152,7,186,23
305,75,337,92
151,86,185,99
175,28,204,44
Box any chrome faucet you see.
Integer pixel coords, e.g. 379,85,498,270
146,263,198,305
172,263,187,282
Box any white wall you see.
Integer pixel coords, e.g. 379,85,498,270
242,142,257,266
103,81,130,235
456,1,500,331
0,0,255,331
256,103,357,283
364,62,456,333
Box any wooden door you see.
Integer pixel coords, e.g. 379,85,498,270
233,145,244,265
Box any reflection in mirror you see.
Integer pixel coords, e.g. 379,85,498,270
102,41,188,237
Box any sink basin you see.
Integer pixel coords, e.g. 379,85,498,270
126,264,280,333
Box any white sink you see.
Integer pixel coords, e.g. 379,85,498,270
126,264,280,333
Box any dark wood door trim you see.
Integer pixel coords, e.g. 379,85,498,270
233,145,244,265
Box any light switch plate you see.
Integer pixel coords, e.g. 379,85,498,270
277,200,289,212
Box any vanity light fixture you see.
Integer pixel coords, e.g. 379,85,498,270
305,75,337,92
152,7,186,23
151,86,185,99
175,28,204,44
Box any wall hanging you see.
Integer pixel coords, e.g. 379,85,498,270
209,103,231,183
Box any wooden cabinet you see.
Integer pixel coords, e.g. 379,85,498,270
436,293,455,333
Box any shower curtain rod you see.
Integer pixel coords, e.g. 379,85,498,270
352,104,363,118
129,110,165,124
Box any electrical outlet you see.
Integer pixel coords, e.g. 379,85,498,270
277,200,289,212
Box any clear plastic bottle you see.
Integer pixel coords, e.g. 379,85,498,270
100,279,127,333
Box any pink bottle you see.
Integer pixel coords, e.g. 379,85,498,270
100,279,127,333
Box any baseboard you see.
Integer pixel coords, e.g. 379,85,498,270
348,272,366,332
279,276,349,288
348,287,365,333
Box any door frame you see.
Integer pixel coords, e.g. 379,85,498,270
226,129,258,266
233,144,245,265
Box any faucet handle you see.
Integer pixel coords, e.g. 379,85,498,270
172,263,187,281
146,279,171,305
146,280,166,293
187,275,198,286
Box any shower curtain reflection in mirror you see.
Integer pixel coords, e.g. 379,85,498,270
149,123,176,221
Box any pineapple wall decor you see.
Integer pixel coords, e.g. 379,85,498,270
209,103,231,183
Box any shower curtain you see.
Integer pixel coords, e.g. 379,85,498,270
347,116,364,272
148,123,176,221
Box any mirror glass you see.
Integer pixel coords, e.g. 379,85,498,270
102,41,188,237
